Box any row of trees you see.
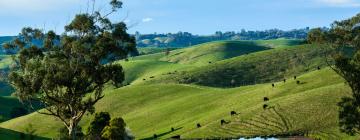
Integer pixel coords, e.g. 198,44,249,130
136,28,311,47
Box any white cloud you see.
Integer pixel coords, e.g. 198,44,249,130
142,17,153,22
316,0,360,7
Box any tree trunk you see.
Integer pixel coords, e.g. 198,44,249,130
68,119,78,140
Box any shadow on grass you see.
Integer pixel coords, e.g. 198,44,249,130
140,127,183,140
0,127,50,140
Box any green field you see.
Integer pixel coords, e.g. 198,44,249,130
138,47,180,55
0,39,358,139
0,55,12,69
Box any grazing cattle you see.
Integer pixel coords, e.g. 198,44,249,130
171,127,175,131
283,79,286,83
221,119,226,125
264,97,269,102
272,83,275,87
171,135,180,139
230,111,237,116
294,76,297,80
317,66,321,70
263,104,268,109
143,79,146,81
209,61,212,64
154,134,157,138
150,76,155,79
197,123,201,128
296,80,301,84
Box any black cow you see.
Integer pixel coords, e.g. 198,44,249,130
294,76,297,80
230,111,237,116
283,79,286,83
264,97,269,102
171,135,180,139
263,104,268,109
197,123,201,128
220,119,230,125
317,66,321,70
143,79,146,81
296,80,301,84
272,83,275,87
171,127,175,131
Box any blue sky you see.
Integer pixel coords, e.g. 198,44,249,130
0,0,359,36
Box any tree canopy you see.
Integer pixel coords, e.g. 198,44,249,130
307,13,360,135
2,0,137,138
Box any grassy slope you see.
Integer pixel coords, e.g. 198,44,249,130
0,68,356,139
138,47,180,55
122,40,304,85
147,44,329,87
159,41,271,65
254,38,305,48
0,127,48,140
0,39,357,139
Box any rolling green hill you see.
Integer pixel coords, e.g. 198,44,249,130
0,39,357,140
159,41,271,65
138,47,180,55
254,38,305,48
0,68,356,139
121,40,305,85
149,44,329,87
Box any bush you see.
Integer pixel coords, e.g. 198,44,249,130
101,117,134,140
86,112,111,139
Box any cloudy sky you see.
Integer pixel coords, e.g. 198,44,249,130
0,0,359,35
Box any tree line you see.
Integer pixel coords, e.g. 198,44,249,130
136,28,311,47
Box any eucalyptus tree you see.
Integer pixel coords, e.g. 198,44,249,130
3,0,137,138
307,13,360,135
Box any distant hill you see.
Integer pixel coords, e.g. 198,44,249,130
122,39,308,85
135,28,309,48
138,47,180,55
160,41,270,65
150,44,329,87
